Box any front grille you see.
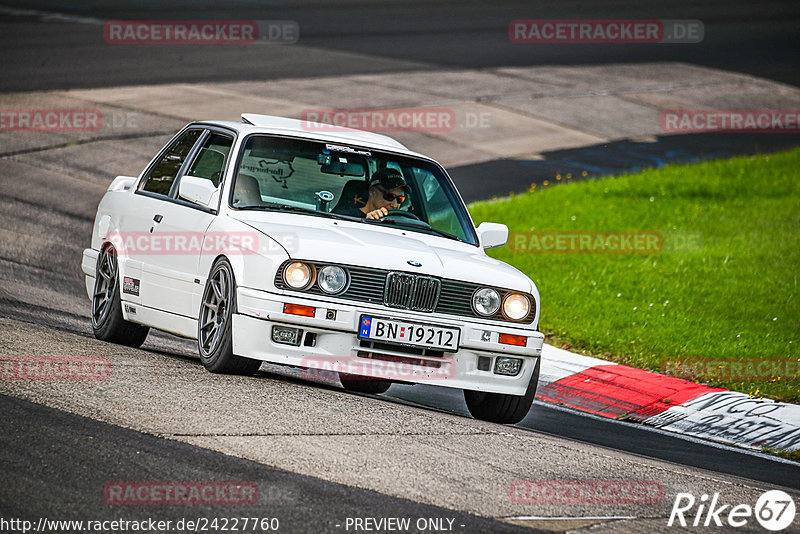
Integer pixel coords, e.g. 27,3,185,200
384,272,414,309
384,273,440,312
414,276,440,312
436,279,477,317
274,260,535,323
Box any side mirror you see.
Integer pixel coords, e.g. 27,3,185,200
476,222,508,249
108,175,136,192
178,176,218,208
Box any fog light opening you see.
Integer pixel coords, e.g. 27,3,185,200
272,325,302,346
494,357,522,376
303,332,317,347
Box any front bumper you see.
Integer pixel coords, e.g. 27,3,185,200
233,287,543,395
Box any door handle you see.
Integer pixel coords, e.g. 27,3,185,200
153,214,163,223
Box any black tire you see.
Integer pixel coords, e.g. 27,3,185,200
464,357,540,424
198,258,261,375
339,374,392,394
91,244,149,348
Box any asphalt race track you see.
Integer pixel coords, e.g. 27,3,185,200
0,0,799,90
0,395,536,533
1,108,798,530
1,1,799,533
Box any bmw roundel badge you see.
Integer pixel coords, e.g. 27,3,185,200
407,260,422,267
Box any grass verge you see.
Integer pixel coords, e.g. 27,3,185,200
469,148,800,403
762,447,800,462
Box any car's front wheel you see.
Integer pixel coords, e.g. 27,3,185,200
198,258,261,375
91,244,149,347
464,358,540,424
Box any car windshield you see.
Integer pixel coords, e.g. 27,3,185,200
230,135,478,245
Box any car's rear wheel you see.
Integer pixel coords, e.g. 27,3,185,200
464,358,540,424
91,244,149,347
339,374,392,394
198,258,261,375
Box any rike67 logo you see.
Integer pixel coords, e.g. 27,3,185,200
668,490,796,531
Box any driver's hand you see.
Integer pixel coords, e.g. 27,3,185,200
365,207,389,220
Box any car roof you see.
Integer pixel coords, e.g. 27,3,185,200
195,114,427,158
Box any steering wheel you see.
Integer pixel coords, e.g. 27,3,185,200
383,209,420,221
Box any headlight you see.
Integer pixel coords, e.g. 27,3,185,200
318,265,347,294
503,293,530,320
473,288,501,316
284,262,312,289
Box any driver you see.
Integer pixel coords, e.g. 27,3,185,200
344,168,410,220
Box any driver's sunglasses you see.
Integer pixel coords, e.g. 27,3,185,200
382,191,406,204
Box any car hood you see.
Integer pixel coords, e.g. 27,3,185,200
237,214,533,293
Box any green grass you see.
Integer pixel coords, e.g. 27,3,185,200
762,447,800,462
469,148,800,403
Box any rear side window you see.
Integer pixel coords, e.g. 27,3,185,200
140,129,203,196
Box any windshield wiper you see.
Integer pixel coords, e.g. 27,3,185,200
425,227,462,241
241,203,462,241
240,203,355,221
370,217,462,242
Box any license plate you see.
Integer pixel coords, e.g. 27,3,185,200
358,316,460,352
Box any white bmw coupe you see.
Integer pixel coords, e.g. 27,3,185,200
82,114,544,423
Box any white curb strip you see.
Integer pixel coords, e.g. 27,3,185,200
538,344,800,452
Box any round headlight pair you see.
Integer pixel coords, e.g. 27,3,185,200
473,288,501,317
503,293,530,320
317,265,347,294
284,262,313,289
472,288,530,320
283,262,347,294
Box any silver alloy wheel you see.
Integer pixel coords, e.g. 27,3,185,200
92,246,117,327
199,266,231,356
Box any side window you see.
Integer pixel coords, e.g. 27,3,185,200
139,129,202,196
417,170,468,241
185,132,233,187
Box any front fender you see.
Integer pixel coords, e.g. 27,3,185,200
197,216,290,298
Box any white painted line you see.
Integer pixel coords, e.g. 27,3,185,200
0,6,104,25
503,515,636,521
539,343,617,384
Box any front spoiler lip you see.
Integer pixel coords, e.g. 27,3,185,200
232,312,539,395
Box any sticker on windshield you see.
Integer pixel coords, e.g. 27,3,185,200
325,143,371,156
239,158,294,189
